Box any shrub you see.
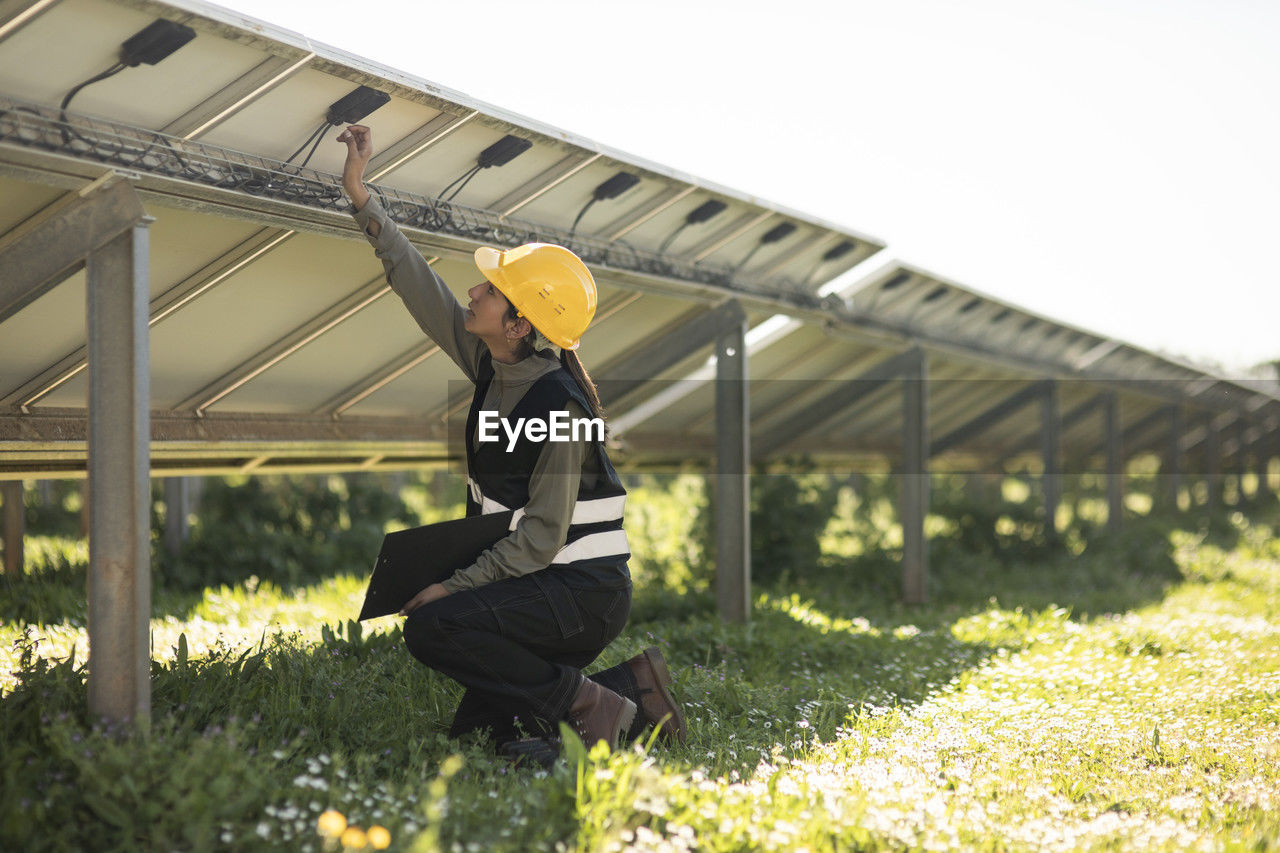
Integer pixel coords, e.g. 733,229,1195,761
155,474,416,593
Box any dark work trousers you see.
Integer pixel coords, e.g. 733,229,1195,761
402,569,641,746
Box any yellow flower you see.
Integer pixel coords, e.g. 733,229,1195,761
317,809,347,838
367,825,391,850
340,826,368,849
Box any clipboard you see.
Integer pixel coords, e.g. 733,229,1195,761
358,511,515,620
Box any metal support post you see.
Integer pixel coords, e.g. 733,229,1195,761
1103,394,1123,533
1040,382,1061,541
2,481,24,575
1234,418,1248,503
1166,406,1183,509
1205,418,1220,511
1261,427,1276,498
714,304,750,623
87,222,152,727
901,351,928,604
163,477,190,558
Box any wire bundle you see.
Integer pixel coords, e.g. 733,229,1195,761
0,97,815,301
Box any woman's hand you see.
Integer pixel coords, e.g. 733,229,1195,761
337,124,374,211
399,582,450,617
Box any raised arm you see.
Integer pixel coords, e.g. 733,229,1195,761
338,125,485,382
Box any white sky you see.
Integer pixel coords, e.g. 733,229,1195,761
218,0,1279,374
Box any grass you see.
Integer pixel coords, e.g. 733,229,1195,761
1,483,1278,851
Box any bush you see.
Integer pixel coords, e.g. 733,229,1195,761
749,460,840,585
622,473,710,593
155,474,416,593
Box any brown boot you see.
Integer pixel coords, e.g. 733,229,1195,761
626,646,687,745
567,678,636,750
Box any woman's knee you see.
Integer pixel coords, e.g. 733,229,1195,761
402,608,449,662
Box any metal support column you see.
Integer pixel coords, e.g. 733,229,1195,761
1205,417,1220,511
1041,382,1061,541
1166,406,1183,509
1234,418,1248,503
714,304,750,623
163,477,190,558
1103,393,1123,533
2,481,23,575
901,350,928,604
87,222,152,727
1260,426,1276,499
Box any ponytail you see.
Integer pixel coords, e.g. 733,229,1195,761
561,349,608,437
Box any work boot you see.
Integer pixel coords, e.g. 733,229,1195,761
500,736,562,772
625,646,687,745
567,679,636,750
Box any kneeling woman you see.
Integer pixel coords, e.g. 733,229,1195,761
338,124,684,751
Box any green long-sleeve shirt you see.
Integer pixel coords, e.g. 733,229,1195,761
351,195,595,593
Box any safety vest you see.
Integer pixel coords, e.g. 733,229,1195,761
463,353,630,579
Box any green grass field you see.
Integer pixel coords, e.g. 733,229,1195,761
1,478,1277,851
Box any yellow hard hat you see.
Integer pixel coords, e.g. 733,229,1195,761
473,243,597,350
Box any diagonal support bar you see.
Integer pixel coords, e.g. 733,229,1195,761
754,347,924,459
2,228,294,409
598,301,747,409
929,379,1053,458
174,276,390,413
0,178,146,324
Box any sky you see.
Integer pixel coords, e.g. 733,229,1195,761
217,0,1279,375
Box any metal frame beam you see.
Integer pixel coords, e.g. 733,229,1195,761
900,349,928,604
163,53,315,140
0,177,146,324
163,477,189,557
1041,381,1061,540
313,342,441,417
85,206,152,726
753,348,923,459
1165,405,1184,507
929,380,1052,458
2,479,21,574
754,230,829,281
0,0,57,43
5,136,1271,424
487,153,600,218
714,303,750,623
1002,392,1109,461
1103,393,1123,531
2,227,294,409
366,111,478,182
598,301,747,409
1204,413,1221,509
684,211,772,264
599,185,697,241
173,275,390,413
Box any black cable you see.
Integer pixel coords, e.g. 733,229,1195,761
59,62,126,144
294,124,328,170
657,222,688,255
283,120,329,165
436,164,481,202
444,169,481,203
568,197,597,238
734,243,763,273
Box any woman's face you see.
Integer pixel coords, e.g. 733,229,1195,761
464,280,516,339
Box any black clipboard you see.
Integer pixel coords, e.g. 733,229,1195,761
358,511,515,620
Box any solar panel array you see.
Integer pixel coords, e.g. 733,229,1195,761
2,0,1277,479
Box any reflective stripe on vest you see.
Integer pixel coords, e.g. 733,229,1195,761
466,476,629,562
